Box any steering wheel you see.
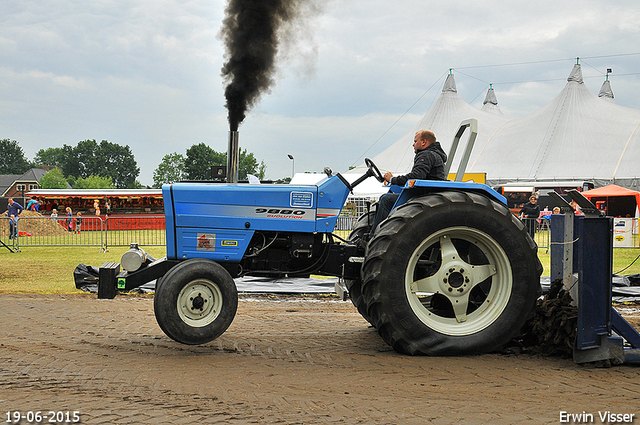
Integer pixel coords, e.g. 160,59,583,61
365,158,385,183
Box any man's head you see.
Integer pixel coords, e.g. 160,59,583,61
8,198,13,205
530,196,537,203
413,130,436,153
553,207,560,214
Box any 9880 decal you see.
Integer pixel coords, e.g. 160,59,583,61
5,411,80,423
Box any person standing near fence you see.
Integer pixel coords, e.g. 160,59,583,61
519,195,540,238
94,200,100,216
65,207,73,232
6,198,23,237
9,214,17,239
75,212,83,234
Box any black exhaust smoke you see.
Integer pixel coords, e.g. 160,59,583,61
220,0,314,131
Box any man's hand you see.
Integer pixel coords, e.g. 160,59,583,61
383,171,393,183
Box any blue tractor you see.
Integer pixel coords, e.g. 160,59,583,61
118,122,542,356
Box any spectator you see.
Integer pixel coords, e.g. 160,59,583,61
94,200,100,216
9,214,18,239
26,197,40,212
570,201,584,215
542,206,562,220
519,195,540,238
6,198,23,237
50,209,58,220
66,207,73,232
76,212,83,234
7,197,23,217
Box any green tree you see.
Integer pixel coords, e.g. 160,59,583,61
34,147,66,169
73,175,116,189
94,140,140,189
0,139,31,174
184,143,226,181
183,143,266,181
238,148,266,180
153,152,186,187
35,140,140,188
39,168,68,189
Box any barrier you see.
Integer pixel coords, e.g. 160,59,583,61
0,216,20,252
0,215,166,251
1,216,105,249
521,217,550,252
103,215,166,250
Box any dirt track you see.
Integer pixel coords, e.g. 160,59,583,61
1,294,640,424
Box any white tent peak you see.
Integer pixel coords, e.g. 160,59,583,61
481,85,503,115
567,63,583,84
443,73,457,93
598,79,615,103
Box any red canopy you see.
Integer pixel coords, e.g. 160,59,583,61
582,184,640,217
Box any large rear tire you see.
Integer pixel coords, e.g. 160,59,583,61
154,258,238,345
362,191,542,355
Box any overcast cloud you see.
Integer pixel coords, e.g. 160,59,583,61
1,0,639,185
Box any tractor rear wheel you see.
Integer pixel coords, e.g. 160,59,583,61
361,191,541,355
154,258,238,345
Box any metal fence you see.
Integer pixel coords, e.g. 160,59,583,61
103,215,166,250
521,217,551,252
0,215,166,252
335,216,357,231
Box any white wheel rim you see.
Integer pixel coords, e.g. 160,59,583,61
404,227,512,336
177,279,223,327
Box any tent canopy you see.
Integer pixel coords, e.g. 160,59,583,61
348,64,640,192
582,184,640,217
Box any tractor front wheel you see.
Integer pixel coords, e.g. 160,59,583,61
154,258,238,345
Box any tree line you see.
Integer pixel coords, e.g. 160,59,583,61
0,138,266,189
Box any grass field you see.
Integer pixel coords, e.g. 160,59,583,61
0,245,167,294
1,234,639,294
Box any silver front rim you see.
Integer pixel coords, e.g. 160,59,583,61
405,227,512,336
177,279,223,327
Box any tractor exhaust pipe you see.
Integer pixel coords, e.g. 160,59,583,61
227,130,239,183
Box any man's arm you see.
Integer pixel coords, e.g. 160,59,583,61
390,153,434,186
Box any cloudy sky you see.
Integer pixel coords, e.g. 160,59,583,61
1,0,639,185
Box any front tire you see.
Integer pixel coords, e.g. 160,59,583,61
362,191,542,355
154,258,238,345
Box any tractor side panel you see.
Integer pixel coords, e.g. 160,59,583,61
175,228,254,262
315,176,351,232
164,182,332,260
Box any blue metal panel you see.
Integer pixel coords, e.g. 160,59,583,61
576,217,612,350
170,182,320,233
162,184,177,259
164,176,353,259
175,228,254,262
611,308,640,349
315,176,351,232
395,180,508,207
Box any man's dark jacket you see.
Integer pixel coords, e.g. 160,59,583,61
390,142,448,187
520,201,540,219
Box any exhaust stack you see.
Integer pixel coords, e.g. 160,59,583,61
227,130,239,183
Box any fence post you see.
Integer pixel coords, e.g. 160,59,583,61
100,216,108,252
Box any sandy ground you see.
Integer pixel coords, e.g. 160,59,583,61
1,293,640,425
